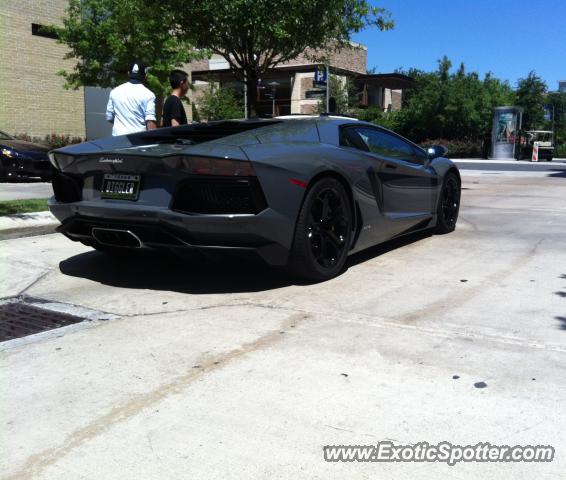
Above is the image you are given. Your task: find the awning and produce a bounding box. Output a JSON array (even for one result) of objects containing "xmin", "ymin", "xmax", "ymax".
[{"xmin": 355, "ymin": 73, "xmax": 415, "ymax": 90}]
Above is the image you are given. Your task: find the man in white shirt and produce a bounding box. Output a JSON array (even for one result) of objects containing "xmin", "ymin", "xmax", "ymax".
[{"xmin": 106, "ymin": 61, "xmax": 157, "ymax": 136}]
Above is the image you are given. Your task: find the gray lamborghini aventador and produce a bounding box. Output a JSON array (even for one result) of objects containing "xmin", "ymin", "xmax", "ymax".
[{"xmin": 48, "ymin": 116, "xmax": 461, "ymax": 281}]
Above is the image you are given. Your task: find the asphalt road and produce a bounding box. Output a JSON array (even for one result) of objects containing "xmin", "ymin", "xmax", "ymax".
[
  {"xmin": 1, "ymin": 169, "xmax": 565, "ymax": 479},
  {"xmin": 0, "ymin": 181, "xmax": 53, "ymax": 201},
  {"xmin": 454, "ymin": 158, "xmax": 566, "ymax": 173}
]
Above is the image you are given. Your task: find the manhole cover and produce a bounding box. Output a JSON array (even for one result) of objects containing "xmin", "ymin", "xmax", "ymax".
[{"xmin": 0, "ymin": 301, "xmax": 85, "ymax": 342}]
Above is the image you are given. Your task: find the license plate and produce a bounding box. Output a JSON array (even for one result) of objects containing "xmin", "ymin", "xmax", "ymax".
[{"xmin": 101, "ymin": 174, "xmax": 141, "ymax": 200}]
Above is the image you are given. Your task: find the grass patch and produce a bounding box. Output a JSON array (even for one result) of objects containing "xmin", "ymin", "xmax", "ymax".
[{"xmin": 0, "ymin": 198, "xmax": 49, "ymax": 216}]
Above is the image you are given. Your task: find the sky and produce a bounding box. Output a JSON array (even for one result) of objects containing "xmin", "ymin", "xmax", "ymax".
[{"xmin": 353, "ymin": 0, "xmax": 566, "ymax": 89}]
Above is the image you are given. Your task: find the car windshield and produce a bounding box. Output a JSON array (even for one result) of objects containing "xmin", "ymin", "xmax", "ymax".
[
  {"xmin": 535, "ymin": 132, "xmax": 552, "ymax": 142},
  {"xmin": 0, "ymin": 130, "xmax": 14, "ymax": 140},
  {"xmin": 528, "ymin": 132, "xmax": 552, "ymax": 142}
]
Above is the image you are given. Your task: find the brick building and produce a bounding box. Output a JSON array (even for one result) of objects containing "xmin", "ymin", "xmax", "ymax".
[
  {"xmin": 190, "ymin": 44, "xmax": 413, "ymax": 118},
  {"xmin": 0, "ymin": 0, "xmax": 86, "ymax": 138}
]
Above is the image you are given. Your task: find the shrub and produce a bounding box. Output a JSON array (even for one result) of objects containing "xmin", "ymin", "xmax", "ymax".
[
  {"xmin": 198, "ymin": 86, "xmax": 244, "ymax": 121},
  {"xmin": 14, "ymin": 133, "xmax": 84, "ymax": 149},
  {"xmin": 555, "ymin": 144, "xmax": 566, "ymax": 158},
  {"xmin": 350, "ymin": 107, "xmax": 402, "ymax": 132},
  {"xmin": 420, "ymin": 139, "xmax": 483, "ymax": 158}
]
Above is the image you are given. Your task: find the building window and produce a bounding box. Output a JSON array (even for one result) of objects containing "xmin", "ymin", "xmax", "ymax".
[{"xmin": 31, "ymin": 24, "xmax": 59, "ymax": 40}]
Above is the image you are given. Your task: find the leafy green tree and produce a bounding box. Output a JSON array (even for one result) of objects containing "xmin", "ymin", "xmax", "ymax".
[
  {"xmin": 170, "ymin": 0, "xmax": 393, "ymax": 116},
  {"xmin": 198, "ymin": 86, "xmax": 244, "ymax": 121},
  {"xmin": 515, "ymin": 71, "xmax": 547, "ymax": 130},
  {"xmin": 316, "ymin": 75, "xmax": 357, "ymax": 115},
  {"xmin": 546, "ymin": 91, "xmax": 566, "ymax": 147},
  {"xmin": 389, "ymin": 58, "xmax": 514, "ymax": 143},
  {"xmin": 52, "ymin": 0, "xmax": 203, "ymax": 98}
]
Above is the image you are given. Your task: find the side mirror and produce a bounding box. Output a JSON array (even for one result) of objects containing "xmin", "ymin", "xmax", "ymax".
[{"xmin": 427, "ymin": 145, "xmax": 448, "ymax": 159}]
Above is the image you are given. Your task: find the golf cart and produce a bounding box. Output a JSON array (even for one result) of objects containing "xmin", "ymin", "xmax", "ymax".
[{"xmin": 517, "ymin": 130, "xmax": 554, "ymax": 161}]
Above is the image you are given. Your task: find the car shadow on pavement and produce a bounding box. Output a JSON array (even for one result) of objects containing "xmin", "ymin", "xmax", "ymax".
[
  {"xmin": 59, "ymin": 250, "xmax": 293, "ymax": 294},
  {"xmin": 347, "ymin": 230, "xmax": 433, "ymax": 268},
  {"xmin": 548, "ymin": 170, "xmax": 566, "ymax": 178},
  {"xmin": 58, "ymin": 231, "xmax": 433, "ymax": 294}
]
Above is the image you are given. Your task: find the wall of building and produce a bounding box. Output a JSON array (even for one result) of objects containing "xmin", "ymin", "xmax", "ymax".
[
  {"xmin": 190, "ymin": 43, "xmax": 366, "ymax": 77},
  {"xmin": 188, "ymin": 43, "xmax": 367, "ymax": 118},
  {"xmin": 284, "ymin": 43, "xmax": 367, "ymax": 74},
  {"xmin": 0, "ymin": 0, "xmax": 85, "ymax": 138},
  {"xmin": 390, "ymin": 90, "xmax": 402, "ymax": 111}
]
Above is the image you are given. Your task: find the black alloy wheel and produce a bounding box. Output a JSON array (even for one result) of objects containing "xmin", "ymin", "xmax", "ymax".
[
  {"xmin": 435, "ymin": 172, "xmax": 460, "ymax": 234},
  {"xmin": 290, "ymin": 177, "xmax": 352, "ymax": 281}
]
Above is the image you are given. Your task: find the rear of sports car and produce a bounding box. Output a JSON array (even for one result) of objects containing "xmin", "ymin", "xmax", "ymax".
[{"xmin": 47, "ymin": 122, "xmax": 305, "ymax": 266}]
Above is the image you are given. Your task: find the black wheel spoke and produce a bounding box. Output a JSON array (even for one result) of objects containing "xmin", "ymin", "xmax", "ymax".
[
  {"xmin": 325, "ymin": 230, "xmax": 343, "ymax": 249},
  {"xmin": 306, "ymin": 186, "xmax": 350, "ymax": 270}
]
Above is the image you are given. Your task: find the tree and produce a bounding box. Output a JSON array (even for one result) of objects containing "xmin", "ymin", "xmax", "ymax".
[
  {"xmin": 515, "ymin": 71, "xmax": 547, "ymax": 130},
  {"xmin": 198, "ymin": 86, "xmax": 244, "ymax": 121},
  {"xmin": 52, "ymin": 0, "xmax": 204, "ymax": 99},
  {"xmin": 315, "ymin": 75, "xmax": 357, "ymax": 115},
  {"xmin": 390, "ymin": 58, "xmax": 514, "ymax": 143},
  {"xmin": 170, "ymin": 0, "xmax": 393, "ymax": 116},
  {"xmin": 546, "ymin": 91, "xmax": 566, "ymax": 146}
]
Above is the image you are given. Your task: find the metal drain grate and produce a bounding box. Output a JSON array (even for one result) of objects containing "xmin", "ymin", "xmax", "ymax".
[{"xmin": 0, "ymin": 301, "xmax": 85, "ymax": 342}]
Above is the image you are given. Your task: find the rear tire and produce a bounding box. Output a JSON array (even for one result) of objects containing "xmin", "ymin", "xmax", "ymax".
[
  {"xmin": 435, "ymin": 172, "xmax": 461, "ymax": 234},
  {"xmin": 288, "ymin": 177, "xmax": 352, "ymax": 282}
]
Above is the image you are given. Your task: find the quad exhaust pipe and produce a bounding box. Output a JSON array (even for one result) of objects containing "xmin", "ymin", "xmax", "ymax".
[{"xmin": 91, "ymin": 227, "xmax": 142, "ymax": 248}]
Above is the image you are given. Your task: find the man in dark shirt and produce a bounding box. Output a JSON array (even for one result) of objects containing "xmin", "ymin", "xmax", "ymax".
[{"xmin": 162, "ymin": 70, "xmax": 189, "ymax": 127}]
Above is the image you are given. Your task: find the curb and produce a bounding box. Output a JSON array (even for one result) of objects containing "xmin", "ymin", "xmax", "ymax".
[{"xmin": 0, "ymin": 211, "xmax": 59, "ymax": 240}]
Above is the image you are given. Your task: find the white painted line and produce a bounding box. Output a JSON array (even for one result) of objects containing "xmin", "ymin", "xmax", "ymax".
[
  {"xmin": 460, "ymin": 169, "xmax": 560, "ymax": 177},
  {"xmin": 453, "ymin": 159, "xmax": 565, "ymax": 165}
]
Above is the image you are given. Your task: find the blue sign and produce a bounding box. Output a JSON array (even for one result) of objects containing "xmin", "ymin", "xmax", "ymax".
[
  {"xmin": 544, "ymin": 104, "xmax": 553, "ymax": 121},
  {"xmin": 314, "ymin": 67, "xmax": 327, "ymax": 86}
]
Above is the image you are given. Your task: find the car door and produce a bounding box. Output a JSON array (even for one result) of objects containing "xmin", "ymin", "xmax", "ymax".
[
  {"xmin": 350, "ymin": 126, "xmax": 437, "ymax": 235},
  {"xmin": 339, "ymin": 126, "xmax": 398, "ymax": 246}
]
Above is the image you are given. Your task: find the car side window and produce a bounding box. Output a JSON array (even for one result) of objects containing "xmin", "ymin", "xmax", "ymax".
[
  {"xmin": 355, "ymin": 128, "xmax": 423, "ymax": 164},
  {"xmin": 340, "ymin": 127, "xmax": 368, "ymax": 152},
  {"xmin": 412, "ymin": 146, "xmax": 428, "ymax": 164}
]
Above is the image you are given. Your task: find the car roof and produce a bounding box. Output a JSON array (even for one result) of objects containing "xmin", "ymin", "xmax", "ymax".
[{"xmin": 275, "ymin": 114, "xmax": 359, "ymax": 121}]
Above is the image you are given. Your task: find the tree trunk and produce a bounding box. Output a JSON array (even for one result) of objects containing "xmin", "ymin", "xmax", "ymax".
[{"xmin": 245, "ymin": 70, "xmax": 259, "ymax": 118}]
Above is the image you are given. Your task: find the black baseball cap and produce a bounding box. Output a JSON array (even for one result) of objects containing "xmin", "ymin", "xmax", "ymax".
[{"xmin": 129, "ymin": 61, "xmax": 148, "ymax": 80}]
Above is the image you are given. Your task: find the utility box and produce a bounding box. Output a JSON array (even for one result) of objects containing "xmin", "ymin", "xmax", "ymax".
[
  {"xmin": 490, "ymin": 106, "xmax": 522, "ymax": 159},
  {"xmin": 84, "ymin": 87, "xmax": 113, "ymax": 140}
]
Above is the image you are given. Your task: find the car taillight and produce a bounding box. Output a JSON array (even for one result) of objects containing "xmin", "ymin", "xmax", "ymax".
[
  {"xmin": 49, "ymin": 152, "xmax": 75, "ymax": 171},
  {"xmin": 164, "ymin": 156, "xmax": 256, "ymax": 176}
]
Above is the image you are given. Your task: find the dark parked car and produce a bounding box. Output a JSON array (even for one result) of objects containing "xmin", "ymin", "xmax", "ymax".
[
  {"xmin": 48, "ymin": 116, "xmax": 461, "ymax": 281},
  {"xmin": 0, "ymin": 130, "xmax": 52, "ymax": 181}
]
